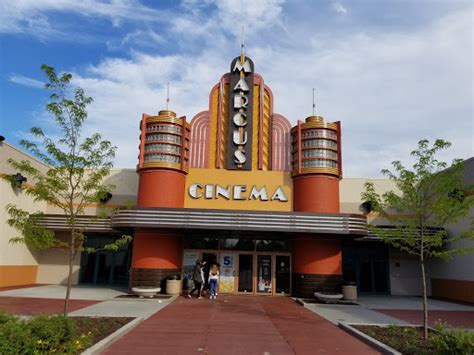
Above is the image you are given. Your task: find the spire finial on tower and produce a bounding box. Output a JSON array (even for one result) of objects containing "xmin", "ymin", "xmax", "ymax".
[
  {"xmin": 166, "ymin": 82, "xmax": 170, "ymax": 110},
  {"xmin": 240, "ymin": 26, "xmax": 245, "ymax": 62},
  {"xmin": 312, "ymin": 88, "xmax": 315, "ymax": 116}
]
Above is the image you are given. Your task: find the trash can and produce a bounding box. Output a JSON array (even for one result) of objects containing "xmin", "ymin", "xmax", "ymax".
[
  {"xmin": 342, "ymin": 282, "xmax": 357, "ymax": 301},
  {"xmin": 166, "ymin": 275, "xmax": 182, "ymax": 295}
]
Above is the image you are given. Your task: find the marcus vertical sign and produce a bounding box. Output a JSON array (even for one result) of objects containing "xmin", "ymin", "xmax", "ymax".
[{"xmin": 227, "ymin": 56, "xmax": 254, "ymax": 170}]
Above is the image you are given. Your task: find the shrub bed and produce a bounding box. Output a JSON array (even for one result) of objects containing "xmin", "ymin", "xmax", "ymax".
[
  {"xmin": 0, "ymin": 312, "xmax": 132, "ymax": 354},
  {"xmin": 353, "ymin": 323, "xmax": 474, "ymax": 355}
]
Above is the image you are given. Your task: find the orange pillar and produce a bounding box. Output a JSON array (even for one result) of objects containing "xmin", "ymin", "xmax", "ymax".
[
  {"xmin": 130, "ymin": 229, "xmax": 182, "ymax": 288},
  {"xmin": 137, "ymin": 170, "xmax": 186, "ymax": 208},
  {"xmin": 290, "ymin": 116, "xmax": 343, "ymax": 297},
  {"xmin": 132, "ymin": 110, "xmax": 190, "ymax": 289},
  {"xmin": 293, "ymin": 175, "xmax": 340, "ymax": 213}
]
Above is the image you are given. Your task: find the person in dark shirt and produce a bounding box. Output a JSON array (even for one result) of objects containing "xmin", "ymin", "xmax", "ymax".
[{"xmin": 187, "ymin": 259, "xmax": 204, "ymax": 299}]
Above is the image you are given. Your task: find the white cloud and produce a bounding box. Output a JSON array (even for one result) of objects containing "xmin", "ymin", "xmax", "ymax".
[
  {"xmin": 331, "ymin": 1, "xmax": 348, "ymax": 15},
  {"xmin": 0, "ymin": 0, "xmax": 166, "ymax": 38},
  {"xmin": 25, "ymin": 2, "xmax": 472, "ymax": 177},
  {"xmin": 9, "ymin": 74, "xmax": 44, "ymax": 88},
  {"xmin": 106, "ymin": 29, "xmax": 165, "ymax": 50}
]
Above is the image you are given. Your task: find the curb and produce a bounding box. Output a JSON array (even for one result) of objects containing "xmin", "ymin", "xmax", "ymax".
[
  {"xmin": 293, "ymin": 298, "xmax": 306, "ymax": 307},
  {"xmin": 338, "ymin": 322, "xmax": 402, "ymax": 355},
  {"xmin": 81, "ymin": 317, "xmax": 143, "ymax": 355}
]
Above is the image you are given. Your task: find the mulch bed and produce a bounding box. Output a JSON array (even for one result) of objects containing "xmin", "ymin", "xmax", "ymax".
[
  {"xmin": 353, "ymin": 325, "xmax": 435, "ymax": 354},
  {"xmin": 72, "ymin": 317, "xmax": 134, "ymax": 346}
]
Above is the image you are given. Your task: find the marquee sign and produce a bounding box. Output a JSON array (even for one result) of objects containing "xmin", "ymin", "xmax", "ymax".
[
  {"xmin": 227, "ymin": 56, "xmax": 254, "ymax": 170},
  {"xmin": 188, "ymin": 184, "xmax": 288, "ymax": 202}
]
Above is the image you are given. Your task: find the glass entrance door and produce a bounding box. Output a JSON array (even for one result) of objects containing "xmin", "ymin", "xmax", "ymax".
[
  {"xmin": 238, "ymin": 254, "xmax": 253, "ymax": 293},
  {"xmin": 257, "ymin": 255, "xmax": 272, "ymax": 294}
]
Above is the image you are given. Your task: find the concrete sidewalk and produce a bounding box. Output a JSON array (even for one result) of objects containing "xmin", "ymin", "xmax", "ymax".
[
  {"xmin": 69, "ymin": 297, "xmax": 177, "ymax": 319},
  {"xmin": 302, "ymin": 303, "xmax": 408, "ymax": 325},
  {"xmin": 358, "ymin": 295, "xmax": 474, "ymax": 311}
]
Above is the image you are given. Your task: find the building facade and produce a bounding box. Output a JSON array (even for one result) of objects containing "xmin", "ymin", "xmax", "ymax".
[{"xmin": 1, "ymin": 55, "xmax": 472, "ymax": 302}]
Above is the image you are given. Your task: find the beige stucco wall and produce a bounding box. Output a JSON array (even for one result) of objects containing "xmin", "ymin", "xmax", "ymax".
[
  {"xmin": 37, "ymin": 249, "xmax": 81, "ymax": 285},
  {"xmin": 429, "ymin": 157, "xmax": 474, "ymax": 283},
  {"xmin": 340, "ymin": 177, "xmax": 398, "ymax": 225},
  {"xmin": 44, "ymin": 168, "xmax": 139, "ymax": 216},
  {"xmin": 0, "ymin": 142, "xmax": 49, "ymax": 266}
]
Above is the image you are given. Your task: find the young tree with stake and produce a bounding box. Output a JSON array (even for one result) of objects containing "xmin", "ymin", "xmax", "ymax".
[
  {"xmin": 2, "ymin": 65, "xmax": 132, "ymax": 314},
  {"xmin": 362, "ymin": 139, "xmax": 474, "ymax": 339}
]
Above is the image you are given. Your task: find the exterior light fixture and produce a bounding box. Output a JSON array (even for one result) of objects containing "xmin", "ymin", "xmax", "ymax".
[
  {"xmin": 99, "ymin": 192, "xmax": 113, "ymax": 204},
  {"xmin": 11, "ymin": 173, "xmax": 27, "ymax": 188},
  {"xmin": 359, "ymin": 201, "xmax": 372, "ymax": 215}
]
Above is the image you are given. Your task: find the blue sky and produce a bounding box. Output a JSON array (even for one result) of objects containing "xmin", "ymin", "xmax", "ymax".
[{"xmin": 0, "ymin": 0, "xmax": 472, "ymax": 176}]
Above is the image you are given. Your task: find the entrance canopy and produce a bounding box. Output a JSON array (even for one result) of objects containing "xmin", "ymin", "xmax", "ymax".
[
  {"xmin": 41, "ymin": 208, "xmax": 367, "ymax": 235},
  {"xmin": 111, "ymin": 208, "xmax": 367, "ymax": 235}
]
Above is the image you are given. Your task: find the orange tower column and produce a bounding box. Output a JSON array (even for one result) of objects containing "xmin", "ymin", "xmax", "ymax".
[
  {"xmin": 131, "ymin": 110, "xmax": 190, "ymax": 288},
  {"xmin": 290, "ymin": 116, "xmax": 343, "ymax": 297}
]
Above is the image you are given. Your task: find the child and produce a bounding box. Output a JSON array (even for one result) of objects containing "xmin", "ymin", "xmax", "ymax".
[{"xmin": 208, "ymin": 263, "xmax": 219, "ymax": 300}]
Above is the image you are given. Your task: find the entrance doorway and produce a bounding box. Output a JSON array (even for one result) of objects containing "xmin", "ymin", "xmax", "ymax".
[
  {"xmin": 342, "ymin": 240, "xmax": 390, "ymax": 294},
  {"xmin": 183, "ymin": 250, "xmax": 291, "ymax": 296},
  {"xmin": 80, "ymin": 234, "xmax": 132, "ymax": 285}
]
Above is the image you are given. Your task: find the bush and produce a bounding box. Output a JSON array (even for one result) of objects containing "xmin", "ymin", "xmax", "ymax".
[
  {"xmin": 0, "ymin": 311, "xmax": 15, "ymax": 325},
  {"xmin": 432, "ymin": 322, "xmax": 474, "ymax": 355},
  {"xmin": 0, "ymin": 313, "xmax": 91, "ymax": 354},
  {"xmin": 28, "ymin": 314, "xmax": 79, "ymax": 354},
  {"xmin": 0, "ymin": 316, "xmax": 35, "ymax": 355}
]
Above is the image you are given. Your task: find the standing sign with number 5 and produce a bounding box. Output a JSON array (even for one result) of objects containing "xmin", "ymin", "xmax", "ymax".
[{"xmin": 219, "ymin": 253, "xmax": 235, "ymax": 293}]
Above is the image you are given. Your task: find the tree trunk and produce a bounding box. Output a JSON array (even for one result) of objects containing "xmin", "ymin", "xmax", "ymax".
[
  {"xmin": 420, "ymin": 258, "xmax": 429, "ymax": 339},
  {"xmin": 63, "ymin": 229, "xmax": 75, "ymax": 315}
]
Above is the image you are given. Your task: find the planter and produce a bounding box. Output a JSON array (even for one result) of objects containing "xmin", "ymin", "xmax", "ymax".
[
  {"xmin": 342, "ymin": 285, "xmax": 357, "ymax": 301},
  {"xmin": 314, "ymin": 292, "xmax": 343, "ymax": 303},
  {"xmin": 166, "ymin": 279, "xmax": 182, "ymax": 295},
  {"xmin": 131, "ymin": 287, "xmax": 161, "ymax": 298}
]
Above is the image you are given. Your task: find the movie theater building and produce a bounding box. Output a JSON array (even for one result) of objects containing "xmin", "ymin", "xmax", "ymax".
[{"xmin": 1, "ymin": 54, "xmax": 473, "ymax": 302}]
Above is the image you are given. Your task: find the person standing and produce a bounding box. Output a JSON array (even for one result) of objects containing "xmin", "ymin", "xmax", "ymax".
[
  {"xmin": 208, "ymin": 263, "xmax": 219, "ymax": 300},
  {"xmin": 187, "ymin": 259, "xmax": 204, "ymax": 299}
]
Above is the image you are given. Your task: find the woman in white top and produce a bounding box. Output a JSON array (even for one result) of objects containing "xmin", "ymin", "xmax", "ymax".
[{"xmin": 208, "ymin": 263, "xmax": 219, "ymax": 299}]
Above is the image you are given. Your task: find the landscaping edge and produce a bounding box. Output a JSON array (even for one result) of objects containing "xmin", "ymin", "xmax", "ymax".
[
  {"xmin": 338, "ymin": 322, "xmax": 402, "ymax": 355},
  {"xmin": 81, "ymin": 317, "xmax": 143, "ymax": 355}
]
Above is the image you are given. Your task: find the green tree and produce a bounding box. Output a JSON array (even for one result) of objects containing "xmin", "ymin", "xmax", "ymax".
[
  {"xmin": 2, "ymin": 65, "xmax": 132, "ymax": 314},
  {"xmin": 362, "ymin": 139, "xmax": 474, "ymax": 339}
]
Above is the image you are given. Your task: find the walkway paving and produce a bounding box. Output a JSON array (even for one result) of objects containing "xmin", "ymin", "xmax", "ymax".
[
  {"xmin": 101, "ymin": 296, "xmax": 379, "ymax": 355},
  {"xmin": 0, "ymin": 297, "xmax": 99, "ymax": 315},
  {"xmin": 0, "ymin": 285, "xmax": 174, "ymax": 318},
  {"xmin": 359, "ymin": 295, "xmax": 474, "ymax": 329},
  {"xmin": 376, "ymin": 309, "xmax": 474, "ymax": 328},
  {"xmin": 303, "ymin": 296, "xmax": 474, "ymax": 329},
  {"xmin": 0, "ymin": 284, "xmax": 127, "ymax": 300}
]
